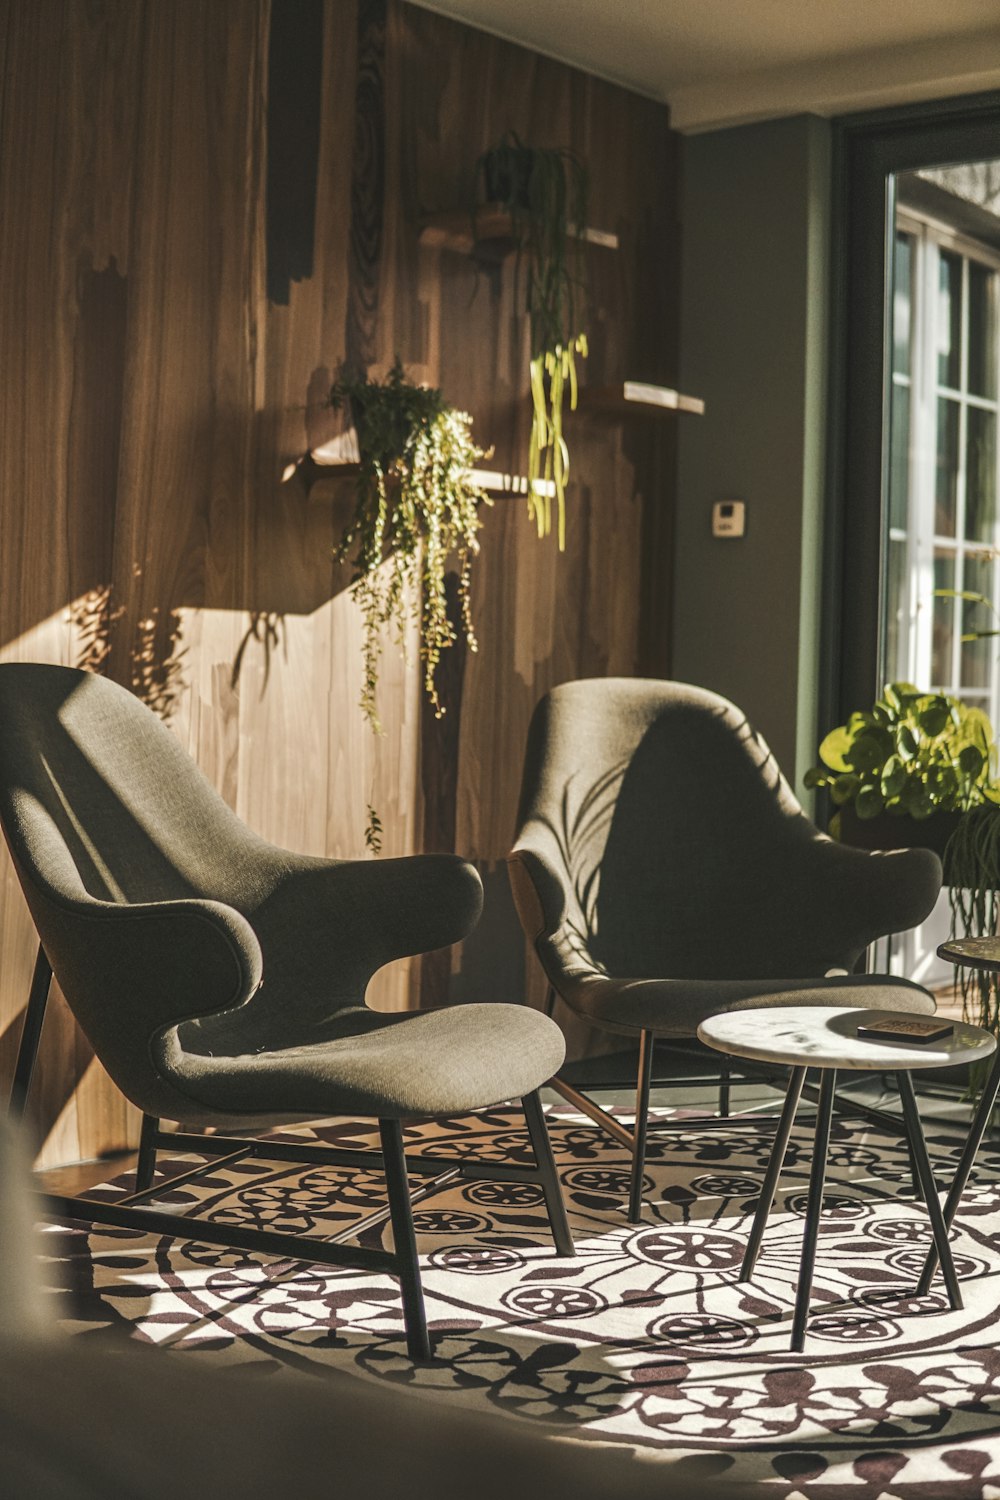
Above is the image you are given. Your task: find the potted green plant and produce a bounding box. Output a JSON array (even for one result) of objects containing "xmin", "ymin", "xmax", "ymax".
[
  {"xmin": 330, "ymin": 359, "xmax": 489, "ymax": 849},
  {"xmin": 807, "ymin": 681, "xmax": 1000, "ymax": 1039},
  {"xmin": 805, "ymin": 681, "xmax": 999, "ymax": 851},
  {"xmin": 475, "ymin": 131, "xmax": 589, "ymax": 551}
]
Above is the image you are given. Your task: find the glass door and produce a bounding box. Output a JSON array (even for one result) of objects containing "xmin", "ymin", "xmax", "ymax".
[{"xmin": 880, "ymin": 163, "xmax": 1000, "ymax": 986}]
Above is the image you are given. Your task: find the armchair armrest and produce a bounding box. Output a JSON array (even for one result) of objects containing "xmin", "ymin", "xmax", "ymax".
[
  {"xmin": 806, "ymin": 838, "xmax": 943, "ymax": 954},
  {"xmin": 507, "ymin": 847, "xmax": 566, "ymax": 941},
  {"xmin": 245, "ymin": 852, "xmax": 484, "ymax": 1018},
  {"xmin": 26, "ymin": 890, "xmax": 263, "ymax": 1119}
]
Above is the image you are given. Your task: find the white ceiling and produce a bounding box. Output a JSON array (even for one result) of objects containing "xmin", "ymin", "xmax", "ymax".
[{"xmin": 406, "ymin": 0, "xmax": 1000, "ymax": 132}]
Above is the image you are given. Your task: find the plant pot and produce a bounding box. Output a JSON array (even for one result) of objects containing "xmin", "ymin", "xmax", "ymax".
[
  {"xmin": 481, "ymin": 145, "xmax": 534, "ymax": 209},
  {"xmin": 838, "ymin": 804, "xmax": 962, "ymax": 861}
]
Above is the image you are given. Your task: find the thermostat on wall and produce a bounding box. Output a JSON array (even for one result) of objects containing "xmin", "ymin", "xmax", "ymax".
[{"xmin": 712, "ymin": 500, "xmax": 746, "ymax": 538}]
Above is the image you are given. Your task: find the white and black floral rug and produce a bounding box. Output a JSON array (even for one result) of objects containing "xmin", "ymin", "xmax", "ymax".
[{"xmin": 50, "ymin": 1103, "xmax": 1000, "ymax": 1496}]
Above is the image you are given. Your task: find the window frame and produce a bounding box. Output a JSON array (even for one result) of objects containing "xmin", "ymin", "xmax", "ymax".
[
  {"xmin": 822, "ymin": 90, "xmax": 1000, "ymax": 735},
  {"xmin": 887, "ymin": 207, "xmax": 1000, "ymax": 713}
]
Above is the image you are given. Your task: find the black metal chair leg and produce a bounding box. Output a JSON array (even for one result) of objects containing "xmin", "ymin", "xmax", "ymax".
[
  {"xmin": 135, "ymin": 1113, "xmax": 160, "ymax": 1193},
  {"xmin": 8, "ymin": 944, "xmax": 52, "ymax": 1121},
  {"xmin": 628, "ymin": 1029, "xmax": 655, "ymax": 1225},
  {"xmin": 379, "ymin": 1118, "xmax": 431, "ymax": 1361},
  {"xmin": 740, "ymin": 1065, "xmax": 806, "ymax": 1282},
  {"xmin": 896, "ymin": 1071, "xmax": 962, "ymax": 1310},
  {"xmin": 522, "ymin": 1089, "xmax": 574, "ymax": 1257},
  {"xmin": 791, "ymin": 1067, "xmax": 836, "ymax": 1353},
  {"xmin": 918, "ymin": 1046, "xmax": 1000, "ymax": 1296}
]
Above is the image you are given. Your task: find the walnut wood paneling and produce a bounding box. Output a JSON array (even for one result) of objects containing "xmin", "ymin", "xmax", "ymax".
[
  {"xmin": 345, "ymin": 0, "xmax": 388, "ymax": 376},
  {"xmin": 0, "ymin": 0, "xmax": 677, "ymax": 1164},
  {"xmin": 265, "ymin": 0, "xmax": 325, "ymax": 305}
]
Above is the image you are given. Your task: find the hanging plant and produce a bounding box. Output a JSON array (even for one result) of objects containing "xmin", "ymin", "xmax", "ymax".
[
  {"xmin": 475, "ymin": 131, "xmax": 588, "ymax": 550},
  {"xmin": 330, "ymin": 359, "xmax": 489, "ymax": 851}
]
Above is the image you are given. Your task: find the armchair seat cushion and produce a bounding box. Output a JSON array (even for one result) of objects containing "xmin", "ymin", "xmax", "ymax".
[
  {"xmin": 159, "ymin": 1002, "xmax": 565, "ymax": 1125},
  {"xmin": 559, "ymin": 971, "xmax": 936, "ymax": 1038}
]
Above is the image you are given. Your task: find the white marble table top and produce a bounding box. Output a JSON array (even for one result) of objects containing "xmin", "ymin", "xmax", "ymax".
[
  {"xmin": 938, "ymin": 937, "xmax": 1000, "ymax": 973},
  {"xmin": 698, "ymin": 1006, "xmax": 997, "ymax": 1072}
]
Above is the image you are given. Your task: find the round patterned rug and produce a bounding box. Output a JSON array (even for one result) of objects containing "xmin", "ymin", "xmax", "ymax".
[{"xmin": 50, "ymin": 1103, "xmax": 1000, "ymax": 1496}]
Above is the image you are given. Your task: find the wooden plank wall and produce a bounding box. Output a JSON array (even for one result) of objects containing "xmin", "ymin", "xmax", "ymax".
[{"xmin": 0, "ymin": 0, "xmax": 678, "ymax": 1165}]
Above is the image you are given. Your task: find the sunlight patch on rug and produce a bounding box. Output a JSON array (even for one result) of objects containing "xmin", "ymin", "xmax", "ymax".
[{"xmin": 47, "ymin": 1104, "xmax": 1000, "ymax": 1495}]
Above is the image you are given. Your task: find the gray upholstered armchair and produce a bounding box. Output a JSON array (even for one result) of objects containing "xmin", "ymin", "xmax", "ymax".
[
  {"xmin": 0, "ymin": 663, "xmax": 572, "ymax": 1360},
  {"xmin": 508, "ymin": 678, "xmax": 943, "ymax": 1221}
]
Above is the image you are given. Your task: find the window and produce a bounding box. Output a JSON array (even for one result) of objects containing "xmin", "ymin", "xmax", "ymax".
[
  {"xmin": 881, "ymin": 197, "xmax": 1000, "ymax": 988},
  {"xmin": 885, "ymin": 211, "xmax": 1000, "ymax": 711}
]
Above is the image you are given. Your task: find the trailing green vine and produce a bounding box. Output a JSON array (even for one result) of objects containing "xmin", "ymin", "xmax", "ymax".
[
  {"xmin": 931, "ymin": 587, "xmax": 1000, "ymax": 1047},
  {"xmin": 330, "ymin": 359, "xmax": 489, "ymax": 851},
  {"xmin": 476, "ymin": 132, "xmax": 588, "ymax": 550},
  {"xmin": 945, "ymin": 807, "xmax": 1000, "ymax": 1038}
]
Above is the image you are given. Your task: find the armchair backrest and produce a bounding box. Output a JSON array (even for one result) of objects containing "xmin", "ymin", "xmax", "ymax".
[
  {"xmin": 0, "ymin": 665, "xmax": 483, "ymax": 1123},
  {"xmin": 0, "ymin": 663, "xmax": 268, "ymax": 911},
  {"xmin": 511, "ymin": 678, "xmax": 942, "ymax": 983}
]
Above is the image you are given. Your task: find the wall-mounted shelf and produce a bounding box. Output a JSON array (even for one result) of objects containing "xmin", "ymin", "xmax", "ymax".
[
  {"xmin": 419, "ymin": 204, "xmax": 619, "ymax": 256},
  {"xmin": 280, "ymin": 431, "xmax": 360, "ymax": 494},
  {"xmin": 284, "ymin": 441, "xmax": 554, "ymax": 503},
  {"xmin": 577, "ymin": 381, "xmax": 705, "ymax": 418},
  {"xmin": 471, "ymin": 469, "xmax": 556, "ymax": 501}
]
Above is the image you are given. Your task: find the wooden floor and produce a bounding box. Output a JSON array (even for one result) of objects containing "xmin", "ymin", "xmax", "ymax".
[
  {"xmin": 37, "ymin": 1152, "xmax": 137, "ymax": 1196},
  {"xmin": 934, "ymin": 983, "xmax": 972, "ymax": 1023}
]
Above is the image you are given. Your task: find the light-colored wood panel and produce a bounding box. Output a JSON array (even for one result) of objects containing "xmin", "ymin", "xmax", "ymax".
[{"xmin": 238, "ymin": 606, "xmax": 333, "ymax": 854}]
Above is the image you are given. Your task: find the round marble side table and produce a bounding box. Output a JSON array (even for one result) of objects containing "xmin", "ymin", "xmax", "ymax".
[{"xmin": 697, "ymin": 1004, "xmax": 996, "ymax": 1353}]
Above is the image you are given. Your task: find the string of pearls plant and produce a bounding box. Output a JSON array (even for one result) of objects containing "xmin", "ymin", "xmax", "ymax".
[{"xmin": 330, "ymin": 359, "xmax": 489, "ymax": 851}]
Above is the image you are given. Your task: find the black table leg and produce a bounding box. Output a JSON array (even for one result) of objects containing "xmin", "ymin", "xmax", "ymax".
[
  {"xmin": 917, "ymin": 1046, "xmax": 1000, "ymax": 1296},
  {"xmin": 791, "ymin": 1067, "xmax": 836, "ymax": 1354},
  {"xmin": 896, "ymin": 1070, "xmax": 963, "ymax": 1311},
  {"xmin": 740, "ymin": 1065, "xmax": 806, "ymax": 1282},
  {"xmin": 628, "ymin": 1029, "xmax": 655, "ymax": 1225}
]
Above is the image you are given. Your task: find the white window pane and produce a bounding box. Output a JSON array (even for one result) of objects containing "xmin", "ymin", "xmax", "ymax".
[
  {"xmin": 932, "ymin": 550, "xmax": 955, "ymax": 686},
  {"xmin": 893, "ymin": 233, "xmax": 914, "ymax": 378},
  {"xmin": 935, "ymin": 397, "xmax": 960, "ymax": 536},
  {"xmin": 965, "ymin": 407, "xmax": 997, "ymax": 542},
  {"xmin": 960, "ymin": 553, "xmax": 994, "ymax": 689},
  {"xmin": 968, "ymin": 263, "xmax": 998, "ymax": 400},
  {"xmin": 937, "ymin": 250, "xmax": 962, "ymax": 390}
]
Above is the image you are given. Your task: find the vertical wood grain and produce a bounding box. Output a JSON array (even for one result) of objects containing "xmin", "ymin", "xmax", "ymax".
[
  {"xmin": 345, "ymin": 0, "xmax": 387, "ymax": 377},
  {"xmin": 0, "ymin": 0, "xmax": 678, "ymax": 1162}
]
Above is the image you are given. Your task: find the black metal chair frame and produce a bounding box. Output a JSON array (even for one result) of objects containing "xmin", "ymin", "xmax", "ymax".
[
  {"xmin": 543, "ymin": 987, "xmax": 791, "ymax": 1223},
  {"xmin": 12, "ymin": 947, "xmax": 574, "ymax": 1362}
]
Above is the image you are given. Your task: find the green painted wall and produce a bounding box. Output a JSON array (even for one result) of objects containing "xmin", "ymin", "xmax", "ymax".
[{"xmin": 673, "ymin": 114, "xmax": 831, "ymax": 795}]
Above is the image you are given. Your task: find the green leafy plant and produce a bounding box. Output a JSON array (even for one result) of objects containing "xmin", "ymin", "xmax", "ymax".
[
  {"xmin": 804, "ymin": 681, "xmax": 999, "ymax": 824},
  {"xmin": 330, "ymin": 359, "xmax": 489, "ymax": 850},
  {"xmin": 476, "ymin": 131, "xmax": 588, "ymax": 550},
  {"xmin": 809, "ymin": 680, "xmax": 1000, "ymax": 1049}
]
